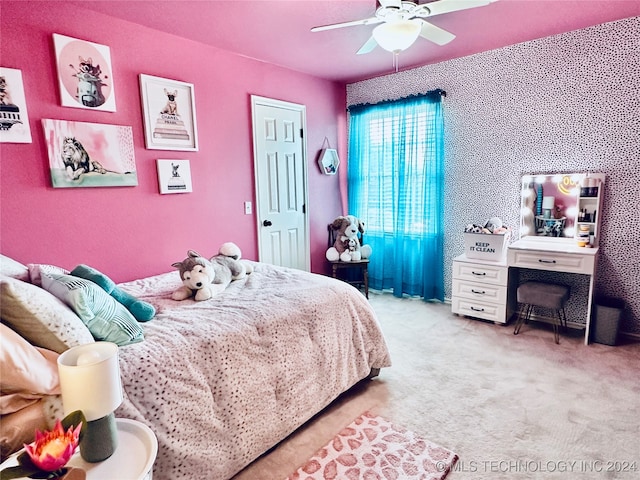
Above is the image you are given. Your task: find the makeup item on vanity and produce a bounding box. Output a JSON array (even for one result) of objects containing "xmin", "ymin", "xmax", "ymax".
[
  {"xmin": 580, "ymin": 177, "xmax": 589, "ymax": 197},
  {"xmin": 577, "ymin": 224, "xmax": 590, "ymax": 247}
]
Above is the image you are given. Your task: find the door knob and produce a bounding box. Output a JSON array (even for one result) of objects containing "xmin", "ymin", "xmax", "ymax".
[{"xmin": 262, "ymin": 220, "xmax": 273, "ymax": 227}]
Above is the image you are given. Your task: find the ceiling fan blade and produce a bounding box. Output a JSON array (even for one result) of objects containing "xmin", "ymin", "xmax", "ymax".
[
  {"xmin": 423, "ymin": 0, "xmax": 496, "ymax": 17},
  {"xmin": 419, "ymin": 20, "xmax": 456, "ymax": 46},
  {"xmin": 311, "ymin": 17, "xmax": 382, "ymax": 32},
  {"xmin": 356, "ymin": 36, "xmax": 379, "ymax": 55}
]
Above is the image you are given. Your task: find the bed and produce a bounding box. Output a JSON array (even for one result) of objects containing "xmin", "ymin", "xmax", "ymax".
[{"xmin": 0, "ymin": 255, "xmax": 391, "ymax": 480}]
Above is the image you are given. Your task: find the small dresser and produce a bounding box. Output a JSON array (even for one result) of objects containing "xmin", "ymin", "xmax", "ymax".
[{"xmin": 451, "ymin": 254, "xmax": 516, "ymax": 324}]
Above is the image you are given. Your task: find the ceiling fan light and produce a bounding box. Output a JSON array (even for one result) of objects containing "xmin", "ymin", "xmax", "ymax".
[{"xmin": 372, "ymin": 19, "xmax": 421, "ymax": 53}]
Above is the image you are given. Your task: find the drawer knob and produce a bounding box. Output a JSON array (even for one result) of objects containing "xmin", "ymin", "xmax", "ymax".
[
  {"xmin": 471, "ymin": 271, "xmax": 486, "ymax": 276},
  {"xmin": 538, "ymin": 259, "xmax": 557, "ymax": 264},
  {"xmin": 471, "ymin": 289, "xmax": 486, "ymax": 295}
]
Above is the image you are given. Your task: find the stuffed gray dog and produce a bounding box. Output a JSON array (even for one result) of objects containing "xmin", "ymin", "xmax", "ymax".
[{"xmin": 171, "ymin": 244, "xmax": 250, "ymax": 301}]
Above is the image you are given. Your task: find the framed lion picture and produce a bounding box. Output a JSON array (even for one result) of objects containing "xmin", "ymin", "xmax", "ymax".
[{"xmin": 42, "ymin": 119, "xmax": 137, "ymax": 188}]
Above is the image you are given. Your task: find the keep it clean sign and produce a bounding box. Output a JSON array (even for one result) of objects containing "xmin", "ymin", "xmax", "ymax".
[{"xmin": 470, "ymin": 241, "xmax": 496, "ymax": 253}]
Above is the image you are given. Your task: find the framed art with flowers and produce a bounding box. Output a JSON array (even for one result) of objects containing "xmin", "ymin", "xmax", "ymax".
[{"xmin": 53, "ymin": 34, "xmax": 116, "ymax": 112}]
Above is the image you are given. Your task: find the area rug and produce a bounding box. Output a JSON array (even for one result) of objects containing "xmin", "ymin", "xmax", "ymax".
[{"xmin": 285, "ymin": 412, "xmax": 458, "ymax": 480}]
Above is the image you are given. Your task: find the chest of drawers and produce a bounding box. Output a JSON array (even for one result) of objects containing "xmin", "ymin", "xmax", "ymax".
[{"xmin": 451, "ymin": 254, "xmax": 516, "ymax": 324}]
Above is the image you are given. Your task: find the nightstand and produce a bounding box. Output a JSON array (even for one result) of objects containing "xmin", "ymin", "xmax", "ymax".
[{"xmin": 1, "ymin": 419, "xmax": 158, "ymax": 480}]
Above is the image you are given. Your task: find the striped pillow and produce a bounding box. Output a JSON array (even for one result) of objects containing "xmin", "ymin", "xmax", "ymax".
[{"xmin": 41, "ymin": 272, "xmax": 143, "ymax": 346}]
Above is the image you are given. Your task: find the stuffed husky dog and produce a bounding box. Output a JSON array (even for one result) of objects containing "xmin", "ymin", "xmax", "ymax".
[{"xmin": 171, "ymin": 243, "xmax": 251, "ymax": 301}]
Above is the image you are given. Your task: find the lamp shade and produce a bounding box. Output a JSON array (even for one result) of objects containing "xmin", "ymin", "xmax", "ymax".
[
  {"xmin": 542, "ymin": 196, "xmax": 555, "ymax": 210},
  {"xmin": 372, "ymin": 19, "xmax": 422, "ymax": 53},
  {"xmin": 57, "ymin": 342, "xmax": 123, "ymax": 421}
]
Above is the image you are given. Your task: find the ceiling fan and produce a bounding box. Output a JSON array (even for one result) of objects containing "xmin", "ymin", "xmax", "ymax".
[{"xmin": 311, "ymin": 0, "xmax": 497, "ymax": 55}]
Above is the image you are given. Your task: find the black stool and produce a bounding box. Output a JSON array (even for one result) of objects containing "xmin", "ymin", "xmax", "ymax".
[{"xmin": 513, "ymin": 281, "xmax": 569, "ymax": 344}]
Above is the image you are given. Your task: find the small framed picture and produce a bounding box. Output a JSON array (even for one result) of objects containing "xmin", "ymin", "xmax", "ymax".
[
  {"xmin": 156, "ymin": 159, "xmax": 193, "ymax": 194},
  {"xmin": 140, "ymin": 74, "xmax": 198, "ymax": 151},
  {"xmin": 53, "ymin": 34, "xmax": 116, "ymax": 111},
  {"xmin": 0, "ymin": 67, "xmax": 32, "ymax": 143},
  {"xmin": 42, "ymin": 119, "xmax": 137, "ymax": 188}
]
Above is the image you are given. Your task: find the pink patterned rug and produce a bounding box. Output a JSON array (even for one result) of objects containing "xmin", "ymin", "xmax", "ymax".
[{"xmin": 285, "ymin": 412, "xmax": 458, "ymax": 480}]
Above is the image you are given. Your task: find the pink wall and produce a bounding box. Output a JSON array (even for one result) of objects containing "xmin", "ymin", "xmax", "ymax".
[{"xmin": 0, "ymin": 2, "xmax": 345, "ymax": 282}]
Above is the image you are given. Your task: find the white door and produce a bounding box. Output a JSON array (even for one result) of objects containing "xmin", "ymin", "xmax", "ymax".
[{"xmin": 251, "ymin": 95, "xmax": 310, "ymax": 270}]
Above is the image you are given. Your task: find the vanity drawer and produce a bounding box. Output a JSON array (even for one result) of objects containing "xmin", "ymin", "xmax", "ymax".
[
  {"xmin": 452, "ymin": 279, "xmax": 507, "ymax": 305},
  {"xmin": 451, "ymin": 297, "xmax": 508, "ymax": 323},
  {"xmin": 508, "ymin": 249, "xmax": 595, "ymax": 275},
  {"xmin": 452, "ymin": 261, "xmax": 508, "ymax": 286}
]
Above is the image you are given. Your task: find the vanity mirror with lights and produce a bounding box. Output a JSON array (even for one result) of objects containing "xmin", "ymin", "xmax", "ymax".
[
  {"xmin": 519, "ymin": 172, "xmax": 605, "ymax": 247},
  {"xmin": 509, "ymin": 172, "xmax": 606, "ymax": 345}
]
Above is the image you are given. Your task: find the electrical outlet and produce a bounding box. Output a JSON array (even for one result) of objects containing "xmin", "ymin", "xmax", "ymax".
[{"xmin": 244, "ymin": 201, "xmax": 252, "ymax": 215}]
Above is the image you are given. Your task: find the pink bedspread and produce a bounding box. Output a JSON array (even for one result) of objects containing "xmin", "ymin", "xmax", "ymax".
[{"xmin": 116, "ymin": 262, "xmax": 391, "ymax": 480}]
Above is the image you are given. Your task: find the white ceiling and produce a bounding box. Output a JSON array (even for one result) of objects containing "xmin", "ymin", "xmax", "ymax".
[{"xmin": 72, "ymin": 0, "xmax": 640, "ymax": 83}]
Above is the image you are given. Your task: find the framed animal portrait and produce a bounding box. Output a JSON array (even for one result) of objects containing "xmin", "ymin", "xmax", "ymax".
[
  {"xmin": 53, "ymin": 34, "xmax": 116, "ymax": 112},
  {"xmin": 42, "ymin": 119, "xmax": 138, "ymax": 188},
  {"xmin": 139, "ymin": 74, "xmax": 198, "ymax": 151},
  {"xmin": 0, "ymin": 67, "xmax": 32, "ymax": 143},
  {"xmin": 156, "ymin": 159, "xmax": 193, "ymax": 194}
]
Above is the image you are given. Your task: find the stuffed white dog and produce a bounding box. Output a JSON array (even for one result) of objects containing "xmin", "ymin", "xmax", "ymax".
[
  {"xmin": 171, "ymin": 243, "xmax": 251, "ymax": 301},
  {"xmin": 326, "ymin": 215, "xmax": 372, "ymax": 262}
]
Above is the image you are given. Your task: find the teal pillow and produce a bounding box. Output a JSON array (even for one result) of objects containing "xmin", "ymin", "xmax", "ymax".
[
  {"xmin": 70, "ymin": 264, "xmax": 156, "ymax": 322},
  {"xmin": 40, "ymin": 272, "xmax": 143, "ymax": 346}
]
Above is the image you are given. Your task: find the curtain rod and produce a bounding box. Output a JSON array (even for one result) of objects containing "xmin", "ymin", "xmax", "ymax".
[{"xmin": 347, "ymin": 89, "xmax": 446, "ymax": 112}]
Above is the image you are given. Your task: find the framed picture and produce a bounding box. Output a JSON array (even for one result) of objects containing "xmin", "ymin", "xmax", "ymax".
[
  {"xmin": 139, "ymin": 74, "xmax": 198, "ymax": 151},
  {"xmin": 42, "ymin": 119, "xmax": 138, "ymax": 188},
  {"xmin": 53, "ymin": 34, "xmax": 116, "ymax": 111},
  {"xmin": 0, "ymin": 67, "xmax": 32, "ymax": 143},
  {"xmin": 156, "ymin": 159, "xmax": 193, "ymax": 194}
]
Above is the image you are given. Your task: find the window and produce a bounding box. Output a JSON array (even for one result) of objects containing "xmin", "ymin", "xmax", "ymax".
[{"xmin": 347, "ymin": 91, "xmax": 445, "ymax": 300}]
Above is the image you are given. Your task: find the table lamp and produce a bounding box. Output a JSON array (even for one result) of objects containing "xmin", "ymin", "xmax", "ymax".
[
  {"xmin": 542, "ymin": 196, "xmax": 555, "ymax": 219},
  {"xmin": 57, "ymin": 342, "xmax": 123, "ymax": 463}
]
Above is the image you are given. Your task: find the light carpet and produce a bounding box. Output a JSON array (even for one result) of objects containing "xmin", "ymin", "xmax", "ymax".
[
  {"xmin": 234, "ymin": 292, "xmax": 640, "ymax": 480},
  {"xmin": 285, "ymin": 412, "xmax": 458, "ymax": 480}
]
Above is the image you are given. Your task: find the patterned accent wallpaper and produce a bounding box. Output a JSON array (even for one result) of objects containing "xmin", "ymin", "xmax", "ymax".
[{"xmin": 347, "ymin": 17, "xmax": 640, "ymax": 335}]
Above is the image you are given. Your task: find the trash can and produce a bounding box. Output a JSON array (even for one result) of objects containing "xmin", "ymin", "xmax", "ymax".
[{"xmin": 592, "ymin": 297, "xmax": 625, "ymax": 346}]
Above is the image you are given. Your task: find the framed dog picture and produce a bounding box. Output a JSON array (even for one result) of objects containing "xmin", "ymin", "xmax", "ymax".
[
  {"xmin": 139, "ymin": 74, "xmax": 198, "ymax": 151},
  {"xmin": 53, "ymin": 34, "xmax": 116, "ymax": 111},
  {"xmin": 42, "ymin": 119, "xmax": 138, "ymax": 188},
  {"xmin": 156, "ymin": 159, "xmax": 193, "ymax": 194},
  {"xmin": 0, "ymin": 67, "xmax": 32, "ymax": 143}
]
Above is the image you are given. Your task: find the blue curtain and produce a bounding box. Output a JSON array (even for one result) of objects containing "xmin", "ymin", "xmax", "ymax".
[{"xmin": 347, "ymin": 91, "xmax": 445, "ymax": 301}]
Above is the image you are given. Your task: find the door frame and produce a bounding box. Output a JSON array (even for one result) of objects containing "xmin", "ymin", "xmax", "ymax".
[{"xmin": 250, "ymin": 95, "xmax": 310, "ymax": 271}]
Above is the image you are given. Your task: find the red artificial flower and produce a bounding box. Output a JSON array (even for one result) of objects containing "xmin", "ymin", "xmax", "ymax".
[{"xmin": 24, "ymin": 420, "xmax": 81, "ymax": 472}]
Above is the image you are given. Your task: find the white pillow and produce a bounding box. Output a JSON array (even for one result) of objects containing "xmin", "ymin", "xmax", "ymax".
[
  {"xmin": 0, "ymin": 275, "xmax": 95, "ymax": 353},
  {"xmin": 0, "ymin": 254, "xmax": 29, "ymax": 282}
]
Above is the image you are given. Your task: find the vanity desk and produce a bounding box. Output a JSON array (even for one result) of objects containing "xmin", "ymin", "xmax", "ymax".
[
  {"xmin": 508, "ymin": 237, "xmax": 599, "ymax": 344},
  {"xmin": 510, "ymin": 172, "xmax": 605, "ymax": 345},
  {"xmin": 453, "ymin": 173, "xmax": 605, "ymax": 344}
]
